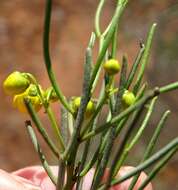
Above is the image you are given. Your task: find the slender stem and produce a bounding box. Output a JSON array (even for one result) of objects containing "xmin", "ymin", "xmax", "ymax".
[
  {"xmin": 114, "ymin": 97, "xmax": 156, "ymax": 176},
  {"xmin": 81, "ymin": 88, "xmax": 159, "ymax": 141},
  {"xmin": 26, "ymin": 73, "xmax": 65, "ymax": 152},
  {"xmin": 91, "ymin": 53, "xmax": 128, "ymax": 190},
  {"xmin": 24, "ymin": 99, "xmax": 59, "ymax": 158},
  {"xmin": 159, "ymin": 81, "xmax": 178, "ymax": 93},
  {"xmin": 79, "ymin": 144, "xmax": 100, "ymax": 177},
  {"xmin": 126, "ymin": 43, "xmax": 145, "ymax": 89},
  {"xmin": 43, "ymin": 0, "xmax": 73, "ymax": 114},
  {"xmin": 76, "ymin": 139, "xmax": 91, "ymax": 190},
  {"xmin": 102, "ymin": 0, "xmax": 124, "ymax": 37},
  {"xmin": 91, "ymin": 37, "xmax": 104, "ymax": 93},
  {"xmin": 90, "ymin": 0, "xmax": 128, "ymax": 93},
  {"xmin": 62, "ymin": 47, "xmax": 93, "ymax": 189},
  {"xmin": 62, "ymin": 47, "xmax": 92, "ymax": 162},
  {"xmin": 47, "ymin": 107, "xmax": 65, "ymax": 152},
  {"xmin": 63, "ymin": 164, "xmax": 75, "ymax": 190},
  {"xmin": 91, "ymin": 129, "xmax": 116, "ymax": 190},
  {"xmin": 88, "ymin": 32, "xmax": 96, "ymax": 49},
  {"xmin": 104, "ymin": 105, "xmax": 146, "ymax": 189},
  {"xmin": 80, "ymin": 89, "xmax": 107, "ymax": 137},
  {"xmin": 79, "ymin": 83, "xmax": 108, "ymax": 177},
  {"xmin": 133, "ymin": 23, "xmax": 157, "ymax": 94},
  {"xmin": 99, "ymin": 137, "xmax": 178, "ymax": 190},
  {"xmin": 128, "ymin": 110, "xmax": 171, "ymax": 190},
  {"xmin": 115, "ymin": 55, "xmax": 128, "ymax": 113},
  {"xmin": 56, "ymin": 160, "xmax": 65, "ymax": 190},
  {"xmin": 25, "ymin": 121, "xmax": 57, "ymax": 185},
  {"xmin": 95, "ymin": 0, "xmax": 106, "ymax": 37},
  {"xmin": 138, "ymin": 147, "xmax": 178, "ymax": 190},
  {"xmin": 81, "ymin": 80, "xmax": 178, "ymax": 142},
  {"xmin": 111, "ymin": 26, "xmax": 119, "ymax": 58},
  {"xmin": 127, "ymin": 97, "xmax": 157, "ymax": 150},
  {"xmin": 60, "ymin": 106, "xmax": 69, "ymax": 145}
]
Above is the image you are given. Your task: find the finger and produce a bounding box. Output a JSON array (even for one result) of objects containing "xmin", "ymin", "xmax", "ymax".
[
  {"xmin": 101, "ymin": 167, "xmax": 153, "ymax": 190},
  {"xmin": 12, "ymin": 166, "xmax": 153, "ymax": 190},
  {"xmin": 0, "ymin": 169, "xmax": 40, "ymax": 190},
  {"xmin": 82, "ymin": 167, "xmax": 153, "ymax": 190},
  {"xmin": 12, "ymin": 166, "xmax": 58, "ymax": 190}
]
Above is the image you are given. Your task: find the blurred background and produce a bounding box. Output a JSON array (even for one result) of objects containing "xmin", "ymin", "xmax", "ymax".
[{"xmin": 0, "ymin": 0, "xmax": 178, "ymax": 189}]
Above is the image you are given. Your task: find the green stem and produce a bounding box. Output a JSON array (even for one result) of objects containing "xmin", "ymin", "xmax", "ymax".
[
  {"xmin": 128, "ymin": 110, "xmax": 170, "ymax": 190},
  {"xmin": 91, "ymin": 37, "xmax": 104, "ymax": 93},
  {"xmin": 126, "ymin": 43, "xmax": 145, "ymax": 89},
  {"xmin": 43, "ymin": 0, "xmax": 73, "ymax": 114},
  {"xmin": 90, "ymin": 0, "xmax": 128, "ymax": 93},
  {"xmin": 138, "ymin": 147, "xmax": 178, "ymax": 190},
  {"xmin": 62, "ymin": 47, "xmax": 92, "ymax": 162},
  {"xmin": 114, "ymin": 97, "xmax": 157, "ymax": 178},
  {"xmin": 76, "ymin": 139, "xmax": 91, "ymax": 190},
  {"xmin": 104, "ymin": 105, "xmax": 147, "ymax": 189},
  {"xmin": 133, "ymin": 23, "xmax": 157, "ymax": 94},
  {"xmin": 63, "ymin": 164, "xmax": 75, "ymax": 190},
  {"xmin": 159, "ymin": 81, "xmax": 178, "ymax": 93},
  {"xmin": 56, "ymin": 160, "xmax": 65, "ymax": 190},
  {"xmin": 111, "ymin": 26, "xmax": 119, "ymax": 58},
  {"xmin": 46, "ymin": 107, "xmax": 65, "ymax": 152},
  {"xmin": 81, "ymin": 81, "xmax": 178, "ymax": 141},
  {"xmin": 79, "ymin": 83, "xmax": 108, "ymax": 177},
  {"xmin": 127, "ymin": 97, "xmax": 157, "ymax": 150},
  {"xmin": 81, "ymin": 88, "xmax": 159, "ymax": 141},
  {"xmin": 91, "ymin": 53, "xmax": 128, "ymax": 190},
  {"xmin": 99, "ymin": 137, "xmax": 178, "ymax": 190},
  {"xmin": 95, "ymin": 0, "xmax": 106, "ymax": 37},
  {"xmin": 26, "ymin": 73, "xmax": 65, "ymax": 152},
  {"xmin": 25, "ymin": 121, "xmax": 57, "ymax": 185},
  {"xmin": 24, "ymin": 99, "xmax": 59, "ymax": 158}
]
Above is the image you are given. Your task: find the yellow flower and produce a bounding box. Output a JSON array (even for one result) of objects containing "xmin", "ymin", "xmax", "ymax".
[
  {"xmin": 103, "ymin": 59, "xmax": 121, "ymax": 75},
  {"xmin": 122, "ymin": 90, "xmax": 136, "ymax": 106},
  {"xmin": 13, "ymin": 84, "xmax": 42, "ymax": 113},
  {"xmin": 3, "ymin": 71, "xmax": 30, "ymax": 95}
]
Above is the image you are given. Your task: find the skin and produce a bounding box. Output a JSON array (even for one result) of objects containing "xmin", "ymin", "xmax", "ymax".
[{"xmin": 0, "ymin": 166, "xmax": 153, "ymax": 190}]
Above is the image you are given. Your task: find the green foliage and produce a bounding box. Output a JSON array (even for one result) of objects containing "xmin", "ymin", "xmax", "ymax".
[{"xmin": 3, "ymin": 0, "xmax": 178, "ymax": 189}]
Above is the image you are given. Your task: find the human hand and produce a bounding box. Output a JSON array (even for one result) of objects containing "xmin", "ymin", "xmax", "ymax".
[{"xmin": 0, "ymin": 166, "xmax": 152, "ymax": 190}]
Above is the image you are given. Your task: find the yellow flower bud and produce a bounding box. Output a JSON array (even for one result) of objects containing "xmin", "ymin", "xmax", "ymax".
[
  {"xmin": 103, "ymin": 59, "xmax": 121, "ymax": 75},
  {"xmin": 3, "ymin": 71, "xmax": 30, "ymax": 95},
  {"xmin": 72, "ymin": 97, "xmax": 95, "ymax": 118},
  {"xmin": 85, "ymin": 100, "xmax": 95, "ymax": 118},
  {"xmin": 13, "ymin": 84, "xmax": 42, "ymax": 113},
  {"xmin": 122, "ymin": 90, "xmax": 136, "ymax": 106}
]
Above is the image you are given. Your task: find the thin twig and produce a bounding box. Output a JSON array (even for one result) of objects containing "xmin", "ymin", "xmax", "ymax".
[
  {"xmin": 128, "ymin": 110, "xmax": 171, "ymax": 190},
  {"xmin": 25, "ymin": 120, "xmax": 57, "ymax": 185},
  {"xmin": 133, "ymin": 23, "xmax": 157, "ymax": 94},
  {"xmin": 99, "ymin": 137, "xmax": 178, "ymax": 190},
  {"xmin": 24, "ymin": 99, "xmax": 59, "ymax": 158},
  {"xmin": 43, "ymin": 0, "xmax": 73, "ymax": 114}
]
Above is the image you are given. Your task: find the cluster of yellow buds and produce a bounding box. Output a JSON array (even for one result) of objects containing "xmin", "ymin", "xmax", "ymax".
[
  {"xmin": 103, "ymin": 59, "xmax": 136, "ymax": 107},
  {"xmin": 71, "ymin": 97, "xmax": 95, "ymax": 118},
  {"xmin": 3, "ymin": 71, "xmax": 42, "ymax": 113}
]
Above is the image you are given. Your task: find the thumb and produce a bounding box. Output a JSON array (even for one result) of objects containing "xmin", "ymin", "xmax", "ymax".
[
  {"xmin": 82, "ymin": 167, "xmax": 153, "ymax": 190},
  {"xmin": 0, "ymin": 169, "xmax": 40, "ymax": 190}
]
